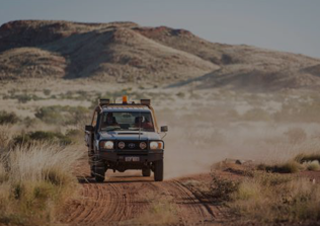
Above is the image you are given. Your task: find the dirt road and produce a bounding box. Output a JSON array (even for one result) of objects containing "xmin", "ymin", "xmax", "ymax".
[{"xmin": 60, "ymin": 169, "xmax": 225, "ymax": 226}]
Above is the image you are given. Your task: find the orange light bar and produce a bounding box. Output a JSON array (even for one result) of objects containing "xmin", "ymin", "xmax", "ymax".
[{"xmin": 122, "ymin": 95, "xmax": 128, "ymax": 104}]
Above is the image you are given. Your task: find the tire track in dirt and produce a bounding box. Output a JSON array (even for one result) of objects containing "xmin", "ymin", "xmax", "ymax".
[{"xmin": 61, "ymin": 171, "xmax": 224, "ymax": 226}]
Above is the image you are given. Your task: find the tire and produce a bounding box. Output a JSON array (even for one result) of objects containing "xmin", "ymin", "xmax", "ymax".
[
  {"xmin": 94, "ymin": 166, "xmax": 105, "ymax": 183},
  {"xmin": 88, "ymin": 148, "xmax": 94, "ymax": 177},
  {"xmin": 142, "ymin": 168, "xmax": 151, "ymax": 177},
  {"xmin": 90, "ymin": 165, "xmax": 95, "ymax": 177},
  {"xmin": 154, "ymin": 160, "xmax": 163, "ymax": 182}
]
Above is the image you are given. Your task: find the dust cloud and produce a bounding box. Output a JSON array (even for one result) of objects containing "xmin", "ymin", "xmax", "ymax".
[{"xmin": 158, "ymin": 101, "xmax": 320, "ymax": 179}]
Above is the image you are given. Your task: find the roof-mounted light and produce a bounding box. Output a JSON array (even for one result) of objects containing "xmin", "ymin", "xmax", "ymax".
[
  {"xmin": 122, "ymin": 95, "xmax": 128, "ymax": 104},
  {"xmin": 141, "ymin": 99, "xmax": 151, "ymax": 106}
]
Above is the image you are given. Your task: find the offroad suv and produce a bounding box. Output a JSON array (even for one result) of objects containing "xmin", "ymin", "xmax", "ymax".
[{"xmin": 85, "ymin": 97, "xmax": 168, "ymax": 182}]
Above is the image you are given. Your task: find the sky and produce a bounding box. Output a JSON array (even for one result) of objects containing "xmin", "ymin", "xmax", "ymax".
[{"xmin": 0, "ymin": 0, "xmax": 319, "ymax": 58}]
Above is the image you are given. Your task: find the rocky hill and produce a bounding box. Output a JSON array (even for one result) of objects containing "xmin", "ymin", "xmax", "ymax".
[{"xmin": 0, "ymin": 20, "xmax": 320, "ymax": 90}]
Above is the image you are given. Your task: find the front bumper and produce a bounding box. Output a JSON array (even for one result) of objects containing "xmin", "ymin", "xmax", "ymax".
[{"xmin": 97, "ymin": 149, "xmax": 164, "ymax": 163}]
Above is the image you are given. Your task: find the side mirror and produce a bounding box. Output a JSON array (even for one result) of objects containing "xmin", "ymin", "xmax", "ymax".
[
  {"xmin": 161, "ymin": 126, "xmax": 168, "ymax": 133},
  {"xmin": 85, "ymin": 125, "xmax": 94, "ymax": 132}
]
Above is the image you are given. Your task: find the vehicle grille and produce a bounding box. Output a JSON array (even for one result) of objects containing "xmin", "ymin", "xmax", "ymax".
[{"xmin": 116, "ymin": 140, "xmax": 147, "ymax": 150}]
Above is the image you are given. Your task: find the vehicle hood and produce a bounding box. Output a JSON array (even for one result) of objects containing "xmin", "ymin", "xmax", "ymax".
[{"xmin": 98, "ymin": 131, "xmax": 161, "ymax": 141}]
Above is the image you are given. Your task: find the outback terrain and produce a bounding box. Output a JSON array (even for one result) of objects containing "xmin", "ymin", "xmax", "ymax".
[
  {"xmin": 1, "ymin": 20, "xmax": 320, "ymax": 90},
  {"xmin": 0, "ymin": 20, "xmax": 320, "ymax": 226}
]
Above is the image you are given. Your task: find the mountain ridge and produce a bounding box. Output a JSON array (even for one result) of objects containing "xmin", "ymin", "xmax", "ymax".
[{"xmin": 0, "ymin": 20, "xmax": 320, "ymax": 90}]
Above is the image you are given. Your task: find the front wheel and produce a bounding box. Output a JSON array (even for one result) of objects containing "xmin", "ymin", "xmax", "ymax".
[
  {"xmin": 90, "ymin": 165, "xmax": 95, "ymax": 177},
  {"xmin": 154, "ymin": 160, "xmax": 163, "ymax": 182},
  {"xmin": 94, "ymin": 167, "xmax": 105, "ymax": 183}
]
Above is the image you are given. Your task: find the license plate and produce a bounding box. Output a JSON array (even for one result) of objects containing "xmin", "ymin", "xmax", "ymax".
[{"xmin": 125, "ymin": 157, "xmax": 140, "ymax": 162}]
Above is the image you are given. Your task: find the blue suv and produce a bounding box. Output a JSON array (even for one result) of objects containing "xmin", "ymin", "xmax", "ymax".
[{"xmin": 85, "ymin": 97, "xmax": 168, "ymax": 182}]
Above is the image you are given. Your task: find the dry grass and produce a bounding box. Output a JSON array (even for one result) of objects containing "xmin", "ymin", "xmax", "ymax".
[
  {"xmin": 210, "ymin": 170, "xmax": 241, "ymax": 201},
  {"xmin": 257, "ymin": 151, "xmax": 320, "ymax": 174},
  {"xmin": 127, "ymin": 191, "xmax": 180, "ymax": 225},
  {"xmin": 208, "ymin": 161, "xmax": 320, "ymax": 224},
  {"xmin": 0, "ymin": 125, "xmax": 13, "ymax": 151},
  {"xmin": 0, "ymin": 137, "xmax": 83, "ymax": 225},
  {"xmin": 257, "ymin": 161, "xmax": 302, "ymax": 173},
  {"xmin": 230, "ymin": 172, "xmax": 320, "ymax": 223},
  {"xmin": 294, "ymin": 152, "xmax": 320, "ymax": 163},
  {"xmin": 303, "ymin": 160, "xmax": 320, "ymax": 171}
]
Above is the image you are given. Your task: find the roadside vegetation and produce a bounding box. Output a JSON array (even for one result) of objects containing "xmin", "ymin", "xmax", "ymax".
[
  {"xmin": 127, "ymin": 191, "xmax": 180, "ymax": 225},
  {"xmin": 35, "ymin": 105, "xmax": 90, "ymax": 125},
  {"xmin": 13, "ymin": 130, "xmax": 74, "ymax": 146},
  {"xmin": 209, "ymin": 158, "xmax": 320, "ymax": 224},
  {"xmin": 1, "ymin": 79, "xmax": 320, "ymax": 225},
  {"xmin": 0, "ymin": 111, "xmax": 20, "ymax": 125},
  {"xmin": 0, "ymin": 125, "xmax": 83, "ymax": 225},
  {"xmin": 227, "ymin": 172, "xmax": 320, "ymax": 223},
  {"xmin": 258, "ymin": 151, "xmax": 320, "ymax": 173}
]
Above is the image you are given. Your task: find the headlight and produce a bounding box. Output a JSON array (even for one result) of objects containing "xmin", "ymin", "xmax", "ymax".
[
  {"xmin": 100, "ymin": 141, "xmax": 114, "ymax": 149},
  {"xmin": 150, "ymin": 141, "xmax": 164, "ymax": 150},
  {"xmin": 118, "ymin": 141, "xmax": 125, "ymax": 149},
  {"xmin": 140, "ymin": 142, "xmax": 147, "ymax": 150}
]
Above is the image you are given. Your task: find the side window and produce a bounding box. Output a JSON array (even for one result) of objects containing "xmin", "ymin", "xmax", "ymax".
[{"xmin": 91, "ymin": 111, "xmax": 98, "ymax": 127}]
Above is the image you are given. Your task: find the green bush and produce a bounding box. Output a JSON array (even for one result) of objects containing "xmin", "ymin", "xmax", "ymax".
[
  {"xmin": 176, "ymin": 92, "xmax": 185, "ymax": 98},
  {"xmin": 257, "ymin": 161, "xmax": 301, "ymax": 173},
  {"xmin": 304, "ymin": 161, "xmax": 320, "ymax": 171},
  {"xmin": 35, "ymin": 105, "xmax": 90, "ymax": 125},
  {"xmin": 43, "ymin": 89, "xmax": 51, "ymax": 96},
  {"xmin": 294, "ymin": 152, "xmax": 320, "ymax": 163},
  {"xmin": 0, "ymin": 111, "xmax": 19, "ymax": 124},
  {"xmin": 13, "ymin": 131, "xmax": 72, "ymax": 146},
  {"xmin": 3, "ymin": 93, "xmax": 42, "ymax": 103}
]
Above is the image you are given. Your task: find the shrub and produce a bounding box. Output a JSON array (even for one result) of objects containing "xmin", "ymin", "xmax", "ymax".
[
  {"xmin": 230, "ymin": 173, "xmax": 320, "ymax": 223},
  {"xmin": 303, "ymin": 161, "xmax": 320, "ymax": 171},
  {"xmin": 3, "ymin": 93, "xmax": 42, "ymax": 103},
  {"xmin": 65, "ymin": 129, "xmax": 83, "ymax": 144},
  {"xmin": 0, "ymin": 111, "xmax": 19, "ymax": 125},
  {"xmin": 0, "ymin": 125, "xmax": 13, "ymax": 150},
  {"xmin": 253, "ymin": 171, "xmax": 293, "ymax": 186},
  {"xmin": 0, "ymin": 144, "xmax": 83, "ymax": 225},
  {"xmin": 176, "ymin": 92, "xmax": 185, "ymax": 98},
  {"xmin": 210, "ymin": 171, "xmax": 240, "ymax": 201},
  {"xmin": 35, "ymin": 105, "xmax": 90, "ymax": 125},
  {"xmin": 231, "ymin": 179, "xmax": 261, "ymax": 201},
  {"xmin": 257, "ymin": 161, "xmax": 301, "ymax": 174},
  {"xmin": 43, "ymin": 89, "xmax": 51, "ymax": 96},
  {"xmin": 13, "ymin": 131, "xmax": 72, "ymax": 146},
  {"xmin": 294, "ymin": 152, "xmax": 320, "ymax": 163}
]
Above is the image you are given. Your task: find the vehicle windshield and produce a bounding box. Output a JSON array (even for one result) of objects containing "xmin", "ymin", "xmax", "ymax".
[{"xmin": 100, "ymin": 111, "xmax": 155, "ymax": 132}]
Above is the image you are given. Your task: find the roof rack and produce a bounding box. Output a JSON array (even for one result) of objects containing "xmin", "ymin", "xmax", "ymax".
[
  {"xmin": 98, "ymin": 96, "xmax": 151, "ymax": 107},
  {"xmin": 99, "ymin": 99, "xmax": 110, "ymax": 106}
]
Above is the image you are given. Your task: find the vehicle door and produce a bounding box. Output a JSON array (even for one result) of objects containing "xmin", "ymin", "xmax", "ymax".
[{"xmin": 85, "ymin": 110, "xmax": 98, "ymax": 150}]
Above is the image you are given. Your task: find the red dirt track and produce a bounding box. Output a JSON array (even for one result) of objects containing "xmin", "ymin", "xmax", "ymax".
[{"xmin": 60, "ymin": 169, "xmax": 225, "ymax": 226}]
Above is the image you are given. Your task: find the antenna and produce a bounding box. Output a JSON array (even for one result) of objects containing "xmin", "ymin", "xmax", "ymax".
[{"xmin": 139, "ymin": 111, "xmax": 141, "ymax": 140}]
